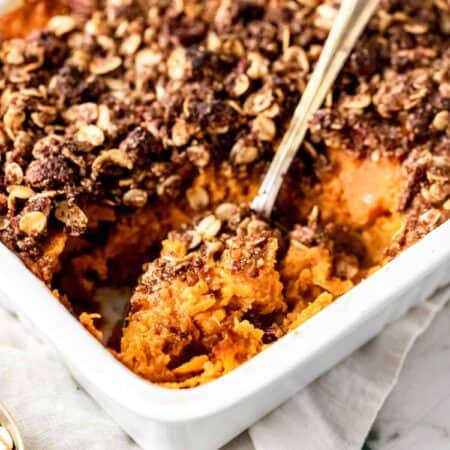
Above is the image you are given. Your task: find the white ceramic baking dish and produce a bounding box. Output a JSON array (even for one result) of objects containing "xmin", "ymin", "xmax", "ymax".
[
  {"xmin": 0, "ymin": 219, "xmax": 448, "ymax": 450},
  {"xmin": 1, "ymin": 1, "xmax": 449, "ymax": 448}
]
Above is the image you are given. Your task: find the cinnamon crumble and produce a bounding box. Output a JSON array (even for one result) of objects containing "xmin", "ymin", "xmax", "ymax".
[{"xmin": 0, "ymin": 0, "xmax": 448, "ymax": 387}]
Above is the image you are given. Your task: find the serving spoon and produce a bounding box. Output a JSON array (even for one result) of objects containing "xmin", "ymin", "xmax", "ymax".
[{"xmin": 251, "ymin": 0, "xmax": 380, "ymax": 218}]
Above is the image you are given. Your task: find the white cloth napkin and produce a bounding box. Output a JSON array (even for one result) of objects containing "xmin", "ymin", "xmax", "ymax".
[{"xmin": 0, "ymin": 287, "xmax": 448, "ymax": 450}]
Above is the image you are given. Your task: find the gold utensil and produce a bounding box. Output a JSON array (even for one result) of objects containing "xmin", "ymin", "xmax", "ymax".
[{"xmin": 251, "ymin": 0, "xmax": 380, "ymax": 218}]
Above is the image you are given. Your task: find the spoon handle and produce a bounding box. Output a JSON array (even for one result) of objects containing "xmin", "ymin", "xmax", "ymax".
[{"xmin": 251, "ymin": 0, "xmax": 380, "ymax": 218}]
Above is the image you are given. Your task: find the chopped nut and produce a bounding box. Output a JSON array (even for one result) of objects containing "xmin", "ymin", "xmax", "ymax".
[
  {"xmin": 92, "ymin": 149, "xmax": 133, "ymax": 177},
  {"xmin": 215, "ymin": 202, "xmax": 238, "ymax": 220},
  {"xmin": 168, "ymin": 47, "xmax": 189, "ymax": 80},
  {"xmin": 97, "ymin": 105, "xmax": 112, "ymax": 131},
  {"xmin": 246, "ymin": 218, "xmax": 269, "ymax": 235},
  {"xmin": 186, "ymin": 186, "xmax": 209, "ymax": 210},
  {"xmin": 171, "ymin": 119, "xmax": 194, "ymax": 146},
  {"xmin": 7, "ymin": 185, "xmax": 34, "ymax": 199},
  {"xmin": 252, "ymin": 115, "xmax": 276, "ymax": 141},
  {"xmin": 196, "ymin": 214, "xmax": 222, "ymax": 239},
  {"xmin": 418, "ymin": 208, "xmax": 441, "ymax": 228},
  {"xmin": 120, "ymin": 33, "xmax": 142, "ymax": 55},
  {"xmin": 206, "ymin": 32, "xmax": 221, "ymax": 52},
  {"xmin": 3, "ymin": 106, "xmax": 25, "ymax": 139},
  {"xmin": 31, "ymin": 135, "xmax": 63, "ymax": 160},
  {"xmin": 4, "ymin": 162, "xmax": 23, "ymax": 185},
  {"xmin": 90, "ymin": 55, "xmax": 122, "ymax": 75},
  {"xmin": 135, "ymin": 48, "xmax": 162, "ymax": 71},
  {"xmin": 230, "ymin": 73, "xmax": 250, "ymax": 97},
  {"xmin": 432, "ymin": 110, "xmax": 449, "ymax": 131},
  {"xmin": 374, "ymin": 70, "xmax": 430, "ymax": 117},
  {"xmin": 426, "ymin": 182, "xmax": 449, "ymax": 203},
  {"xmin": 54, "ymin": 201, "xmax": 88, "ymax": 234},
  {"xmin": 281, "ymin": 46, "xmax": 310, "ymax": 72},
  {"xmin": 243, "ymin": 89, "xmax": 273, "ymax": 115},
  {"xmin": 48, "ymin": 15, "xmax": 77, "ymax": 35},
  {"xmin": 76, "ymin": 125, "xmax": 105, "ymax": 146},
  {"xmin": 123, "ymin": 188, "xmax": 148, "ymax": 207},
  {"xmin": 222, "ymin": 37, "xmax": 244, "ymax": 56},
  {"xmin": 261, "ymin": 103, "xmax": 280, "ymax": 118},
  {"xmin": 230, "ymin": 139, "xmax": 258, "ymax": 164},
  {"xmin": 246, "ymin": 52, "xmax": 269, "ymax": 80},
  {"xmin": 19, "ymin": 211, "xmax": 47, "ymax": 236},
  {"xmin": 341, "ymin": 93, "xmax": 372, "ymax": 109},
  {"xmin": 186, "ymin": 144, "xmax": 210, "ymax": 168},
  {"xmin": 64, "ymin": 103, "xmax": 98, "ymax": 124},
  {"xmin": 97, "ymin": 35, "xmax": 115, "ymax": 52},
  {"xmin": 404, "ymin": 23, "xmax": 428, "ymax": 34}
]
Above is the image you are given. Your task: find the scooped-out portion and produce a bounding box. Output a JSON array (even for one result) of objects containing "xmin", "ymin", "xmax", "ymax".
[
  {"xmin": 0, "ymin": 0, "xmax": 449, "ymax": 388},
  {"xmin": 119, "ymin": 206, "xmax": 341, "ymax": 387}
]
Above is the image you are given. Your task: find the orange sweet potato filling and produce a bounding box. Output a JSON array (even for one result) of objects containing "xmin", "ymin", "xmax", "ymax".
[
  {"xmin": 280, "ymin": 148, "xmax": 405, "ymax": 263},
  {"xmin": 0, "ymin": 0, "xmax": 65, "ymax": 39}
]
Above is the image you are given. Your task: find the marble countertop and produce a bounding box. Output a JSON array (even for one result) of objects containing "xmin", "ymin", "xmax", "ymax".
[{"xmin": 365, "ymin": 300, "xmax": 450, "ymax": 450}]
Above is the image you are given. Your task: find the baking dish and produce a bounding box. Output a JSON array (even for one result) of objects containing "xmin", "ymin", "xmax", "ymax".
[{"xmin": 0, "ymin": 219, "xmax": 448, "ymax": 450}]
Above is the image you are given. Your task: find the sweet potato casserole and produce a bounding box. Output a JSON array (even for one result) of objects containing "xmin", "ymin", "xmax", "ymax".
[{"xmin": 0, "ymin": 0, "xmax": 448, "ymax": 387}]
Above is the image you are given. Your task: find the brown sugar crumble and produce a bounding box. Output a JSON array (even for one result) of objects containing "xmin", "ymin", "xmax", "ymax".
[{"xmin": 0, "ymin": 0, "xmax": 449, "ymax": 387}]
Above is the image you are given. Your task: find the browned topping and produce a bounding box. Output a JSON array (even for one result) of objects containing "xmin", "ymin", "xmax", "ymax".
[{"xmin": 0, "ymin": 0, "xmax": 326, "ymax": 262}]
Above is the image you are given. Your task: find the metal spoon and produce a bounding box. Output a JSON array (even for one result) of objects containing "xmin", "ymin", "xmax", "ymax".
[
  {"xmin": 0, "ymin": 403, "xmax": 24, "ymax": 450},
  {"xmin": 251, "ymin": 0, "xmax": 380, "ymax": 218}
]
